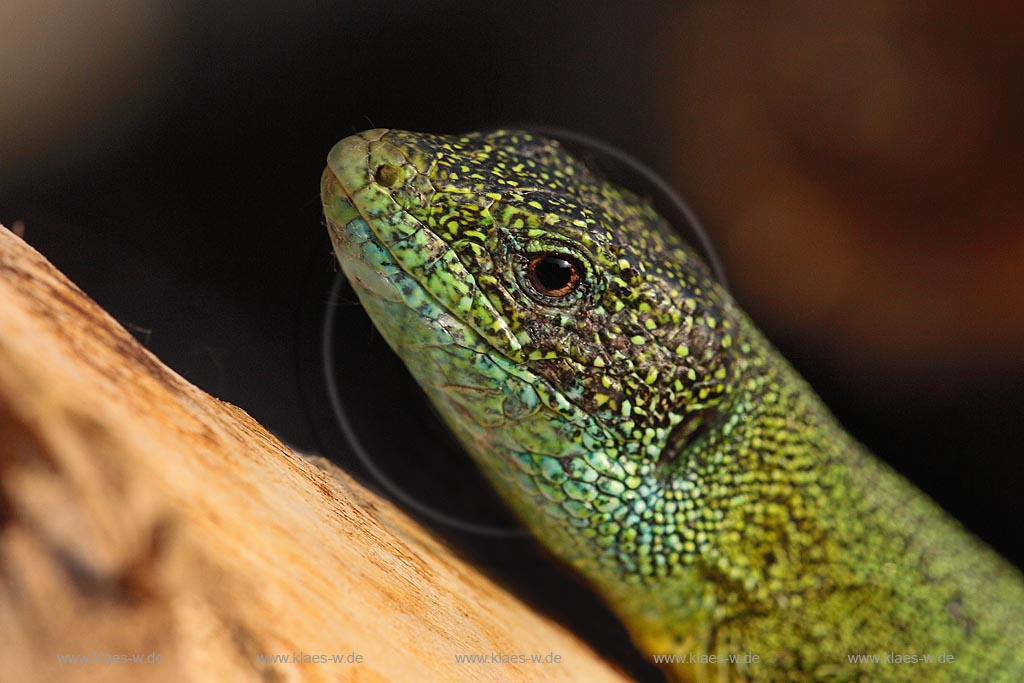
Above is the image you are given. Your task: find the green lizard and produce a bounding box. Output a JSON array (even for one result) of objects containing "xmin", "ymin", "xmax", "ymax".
[{"xmin": 320, "ymin": 128, "xmax": 1024, "ymax": 682}]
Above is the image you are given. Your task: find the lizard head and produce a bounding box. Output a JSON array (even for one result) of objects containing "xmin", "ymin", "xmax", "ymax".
[
  {"xmin": 322, "ymin": 128, "xmax": 739, "ymax": 582},
  {"xmin": 322, "ymin": 127, "xmax": 736, "ymax": 440}
]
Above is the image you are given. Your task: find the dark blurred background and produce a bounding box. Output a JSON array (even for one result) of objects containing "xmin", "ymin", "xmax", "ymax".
[{"xmin": 2, "ymin": 2, "xmax": 1021, "ymax": 679}]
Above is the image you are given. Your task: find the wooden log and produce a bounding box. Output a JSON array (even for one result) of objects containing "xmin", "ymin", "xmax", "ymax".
[{"xmin": 0, "ymin": 225, "xmax": 631, "ymax": 683}]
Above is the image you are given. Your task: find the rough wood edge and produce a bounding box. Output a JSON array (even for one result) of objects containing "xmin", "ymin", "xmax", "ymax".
[{"xmin": 0, "ymin": 225, "xmax": 632, "ymax": 683}]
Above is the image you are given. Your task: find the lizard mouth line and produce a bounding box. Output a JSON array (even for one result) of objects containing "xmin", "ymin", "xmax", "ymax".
[
  {"xmin": 319, "ymin": 268, "xmax": 530, "ymax": 540},
  {"xmin": 321, "ymin": 134, "xmax": 536, "ymax": 540},
  {"xmin": 323, "ymin": 132, "xmax": 529, "ymax": 363}
]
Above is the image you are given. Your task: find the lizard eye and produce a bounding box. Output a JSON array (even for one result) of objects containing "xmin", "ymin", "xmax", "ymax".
[{"xmin": 527, "ymin": 253, "xmax": 582, "ymax": 297}]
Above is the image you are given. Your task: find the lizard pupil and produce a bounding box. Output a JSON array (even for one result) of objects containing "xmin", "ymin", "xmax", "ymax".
[{"xmin": 527, "ymin": 254, "xmax": 581, "ymax": 296}]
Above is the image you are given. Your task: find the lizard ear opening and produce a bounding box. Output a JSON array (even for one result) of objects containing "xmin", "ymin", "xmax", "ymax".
[
  {"xmin": 655, "ymin": 406, "xmax": 720, "ymax": 478},
  {"xmin": 521, "ymin": 125, "xmax": 729, "ymax": 290}
]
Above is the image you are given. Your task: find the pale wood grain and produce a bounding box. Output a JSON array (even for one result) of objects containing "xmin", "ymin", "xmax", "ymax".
[{"xmin": 0, "ymin": 225, "xmax": 631, "ymax": 683}]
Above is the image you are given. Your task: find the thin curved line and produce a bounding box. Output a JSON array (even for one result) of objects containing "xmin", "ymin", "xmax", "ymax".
[{"xmin": 321, "ymin": 270, "xmax": 528, "ymax": 538}]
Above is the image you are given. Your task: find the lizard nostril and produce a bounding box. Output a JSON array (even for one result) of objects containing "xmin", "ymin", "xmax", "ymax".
[{"xmin": 374, "ymin": 164, "xmax": 401, "ymax": 187}]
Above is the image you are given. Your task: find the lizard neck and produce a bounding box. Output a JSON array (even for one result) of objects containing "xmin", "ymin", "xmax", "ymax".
[{"xmin": 376, "ymin": 284, "xmax": 1024, "ymax": 676}]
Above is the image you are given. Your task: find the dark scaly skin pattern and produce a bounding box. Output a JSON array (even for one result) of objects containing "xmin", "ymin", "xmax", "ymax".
[{"xmin": 321, "ymin": 129, "xmax": 1024, "ymax": 682}]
